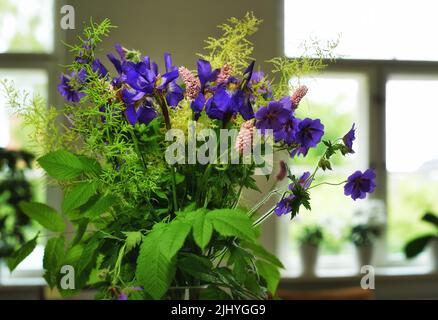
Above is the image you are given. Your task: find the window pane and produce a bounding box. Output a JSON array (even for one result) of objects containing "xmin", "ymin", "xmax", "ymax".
[
  {"xmin": 278, "ymin": 73, "xmax": 369, "ymax": 276},
  {"xmin": 386, "ymin": 76, "xmax": 438, "ymax": 259},
  {"xmin": 284, "ymin": 0, "xmax": 438, "ymax": 61},
  {"xmin": 0, "ymin": 70, "xmax": 47, "ymax": 278},
  {"xmin": 0, "ymin": 69, "xmax": 48, "ymax": 149},
  {"xmin": 0, "ymin": 0, "xmax": 54, "ymax": 53}
]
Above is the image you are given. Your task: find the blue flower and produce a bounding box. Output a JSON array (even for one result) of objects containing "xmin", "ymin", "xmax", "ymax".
[
  {"xmin": 274, "ymin": 195, "xmax": 296, "ymax": 216},
  {"xmin": 344, "ymin": 169, "xmax": 376, "ymax": 200},
  {"xmin": 342, "ymin": 123, "xmax": 356, "ymax": 154},
  {"xmin": 255, "ymin": 100, "xmax": 290, "ymax": 132},
  {"xmin": 291, "ymin": 118, "xmax": 324, "ymax": 157},
  {"xmin": 123, "ymin": 53, "xmax": 183, "ymax": 107},
  {"xmin": 92, "ymin": 59, "xmax": 108, "ymax": 78},
  {"xmin": 274, "ymin": 171, "xmax": 312, "ymax": 216},
  {"xmin": 57, "ymin": 69, "xmax": 87, "ymax": 103}
]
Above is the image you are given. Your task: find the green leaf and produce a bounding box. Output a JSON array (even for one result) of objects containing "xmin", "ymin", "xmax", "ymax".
[
  {"xmin": 160, "ymin": 220, "xmax": 191, "ymax": 259},
  {"xmin": 7, "ymin": 233, "xmax": 39, "ymax": 271},
  {"xmin": 178, "ymin": 254, "xmax": 215, "ymax": 282},
  {"xmin": 207, "ymin": 209, "xmax": 255, "ymax": 240},
  {"xmin": 255, "ymin": 259, "xmax": 280, "ymax": 294},
  {"xmin": 123, "ymin": 231, "xmax": 143, "ymax": 253},
  {"xmin": 84, "ymin": 194, "xmax": 117, "ymax": 218},
  {"xmin": 188, "ymin": 210, "xmax": 213, "ymax": 250},
  {"xmin": 37, "ymin": 150, "xmax": 85, "ymax": 181},
  {"xmin": 404, "ymin": 234, "xmax": 435, "ymax": 259},
  {"xmin": 19, "ymin": 201, "xmax": 65, "ymax": 232},
  {"xmin": 43, "ymin": 236, "xmax": 65, "ymax": 288},
  {"xmin": 422, "ymin": 212, "xmax": 438, "ymax": 229},
  {"xmin": 77, "ymin": 155, "xmax": 102, "ymax": 175},
  {"xmin": 241, "ymin": 241, "xmax": 284, "ymax": 269},
  {"xmin": 136, "ymin": 229, "xmax": 175, "ymax": 300},
  {"xmin": 62, "ymin": 181, "xmax": 99, "ymax": 214}
]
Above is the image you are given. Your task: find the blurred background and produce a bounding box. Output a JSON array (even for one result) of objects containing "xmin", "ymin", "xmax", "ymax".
[{"xmin": 1, "ymin": 0, "xmax": 438, "ymax": 299}]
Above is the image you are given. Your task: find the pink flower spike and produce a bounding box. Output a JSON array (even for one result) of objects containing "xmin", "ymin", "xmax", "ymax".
[
  {"xmin": 178, "ymin": 66, "xmax": 200, "ymax": 100},
  {"xmin": 235, "ymin": 120, "xmax": 255, "ymax": 154},
  {"xmin": 291, "ymin": 85, "xmax": 308, "ymax": 109},
  {"xmin": 217, "ymin": 64, "xmax": 233, "ymax": 83}
]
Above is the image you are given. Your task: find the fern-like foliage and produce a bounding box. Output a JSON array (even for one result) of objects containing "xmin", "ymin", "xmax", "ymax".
[
  {"xmin": 197, "ymin": 12, "xmax": 262, "ymax": 74},
  {"xmin": 0, "ymin": 80, "xmax": 61, "ymax": 156},
  {"xmin": 268, "ymin": 37, "xmax": 339, "ymax": 99}
]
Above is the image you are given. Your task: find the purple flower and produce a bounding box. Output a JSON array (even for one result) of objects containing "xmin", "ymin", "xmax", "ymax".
[
  {"xmin": 342, "ymin": 123, "xmax": 356, "ymax": 154},
  {"xmin": 107, "ymin": 44, "xmax": 128, "ymax": 86},
  {"xmin": 205, "ymin": 85, "xmax": 238, "ymax": 121},
  {"xmin": 122, "ymin": 95, "xmax": 157, "ymax": 126},
  {"xmin": 274, "ymin": 195, "xmax": 296, "ymax": 216},
  {"xmin": 293, "ymin": 171, "xmax": 312, "ymax": 190},
  {"xmin": 118, "ymin": 293, "xmax": 128, "ymax": 300},
  {"xmin": 344, "ymin": 169, "xmax": 376, "ymax": 200},
  {"xmin": 291, "ymin": 118, "xmax": 324, "ymax": 157},
  {"xmin": 197, "ymin": 59, "xmax": 220, "ymax": 89},
  {"xmin": 255, "ymin": 100, "xmax": 291, "ymax": 132},
  {"xmin": 75, "ymin": 38, "xmax": 93, "ymax": 64},
  {"xmin": 274, "ymin": 172, "xmax": 312, "ymax": 216},
  {"xmin": 274, "ymin": 113, "xmax": 300, "ymax": 144},
  {"xmin": 123, "ymin": 53, "xmax": 183, "ymax": 107},
  {"xmin": 57, "ymin": 69, "xmax": 87, "ymax": 102},
  {"xmin": 92, "ymin": 59, "xmax": 108, "ymax": 78}
]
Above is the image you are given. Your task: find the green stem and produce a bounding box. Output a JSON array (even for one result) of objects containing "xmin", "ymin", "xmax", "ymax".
[
  {"xmin": 170, "ymin": 165, "xmax": 179, "ymax": 212},
  {"xmin": 308, "ymin": 180, "xmax": 347, "ymax": 190}
]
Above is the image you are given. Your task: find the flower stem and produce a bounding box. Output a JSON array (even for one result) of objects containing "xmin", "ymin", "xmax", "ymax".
[{"xmin": 308, "ymin": 180, "xmax": 347, "ymax": 190}]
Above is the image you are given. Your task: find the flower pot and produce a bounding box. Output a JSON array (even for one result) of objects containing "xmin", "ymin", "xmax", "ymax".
[
  {"xmin": 299, "ymin": 244, "xmax": 319, "ymax": 277},
  {"xmin": 356, "ymin": 245, "xmax": 373, "ymax": 269},
  {"xmin": 430, "ymin": 238, "xmax": 438, "ymax": 272}
]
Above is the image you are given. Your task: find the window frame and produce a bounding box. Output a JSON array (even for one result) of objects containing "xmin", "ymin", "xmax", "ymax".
[
  {"xmin": 0, "ymin": 0, "xmax": 66, "ymax": 282},
  {"xmin": 276, "ymin": 58, "xmax": 438, "ymax": 277}
]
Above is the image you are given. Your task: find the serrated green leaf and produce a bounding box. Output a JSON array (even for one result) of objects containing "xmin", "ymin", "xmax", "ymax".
[
  {"xmin": 7, "ymin": 233, "xmax": 39, "ymax": 271},
  {"xmin": 77, "ymin": 155, "xmax": 102, "ymax": 175},
  {"xmin": 188, "ymin": 210, "xmax": 213, "ymax": 250},
  {"xmin": 84, "ymin": 194, "xmax": 117, "ymax": 218},
  {"xmin": 207, "ymin": 209, "xmax": 255, "ymax": 240},
  {"xmin": 178, "ymin": 254, "xmax": 215, "ymax": 282},
  {"xmin": 123, "ymin": 231, "xmax": 143, "ymax": 253},
  {"xmin": 255, "ymin": 259, "xmax": 280, "ymax": 294},
  {"xmin": 160, "ymin": 220, "xmax": 191, "ymax": 259},
  {"xmin": 37, "ymin": 150, "xmax": 84, "ymax": 181},
  {"xmin": 19, "ymin": 201, "xmax": 65, "ymax": 232},
  {"xmin": 62, "ymin": 181, "xmax": 99, "ymax": 214},
  {"xmin": 43, "ymin": 236, "xmax": 65, "ymax": 288},
  {"xmin": 241, "ymin": 241, "xmax": 284, "ymax": 269},
  {"xmin": 136, "ymin": 229, "xmax": 175, "ymax": 300}
]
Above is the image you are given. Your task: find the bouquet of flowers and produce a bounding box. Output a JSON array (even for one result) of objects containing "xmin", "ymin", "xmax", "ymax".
[{"xmin": 2, "ymin": 13, "xmax": 376, "ymax": 300}]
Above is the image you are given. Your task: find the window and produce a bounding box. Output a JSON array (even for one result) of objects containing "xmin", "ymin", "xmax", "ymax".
[
  {"xmin": 0, "ymin": 0, "xmax": 54, "ymax": 53},
  {"xmin": 386, "ymin": 76, "xmax": 438, "ymax": 268},
  {"xmin": 282, "ymin": 0, "xmax": 438, "ymax": 277},
  {"xmin": 0, "ymin": 0, "xmax": 56, "ymax": 282},
  {"xmin": 277, "ymin": 73, "xmax": 369, "ymax": 276},
  {"xmin": 284, "ymin": 0, "xmax": 438, "ymax": 61}
]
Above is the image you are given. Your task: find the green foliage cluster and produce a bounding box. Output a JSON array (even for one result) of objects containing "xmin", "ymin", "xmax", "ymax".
[
  {"xmin": 298, "ymin": 226, "xmax": 324, "ymax": 247},
  {"xmin": 0, "ymin": 148, "xmax": 34, "ymax": 258},
  {"xmin": 198, "ymin": 12, "xmax": 262, "ymax": 75},
  {"xmin": 404, "ymin": 212, "xmax": 438, "ymax": 259}
]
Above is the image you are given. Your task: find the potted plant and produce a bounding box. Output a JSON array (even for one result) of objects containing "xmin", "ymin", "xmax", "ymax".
[
  {"xmin": 1, "ymin": 13, "xmax": 375, "ymax": 299},
  {"xmin": 0, "ymin": 147, "xmax": 34, "ymax": 275},
  {"xmin": 348, "ymin": 224, "xmax": 380, "ymax": 268},
  {"xmin": 404, "ymin": 212, "xmax": 438, "ymax": 271},
  {"xmin": 298, "ymin": 226, "xmax": 323, "ymax": 277}
]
